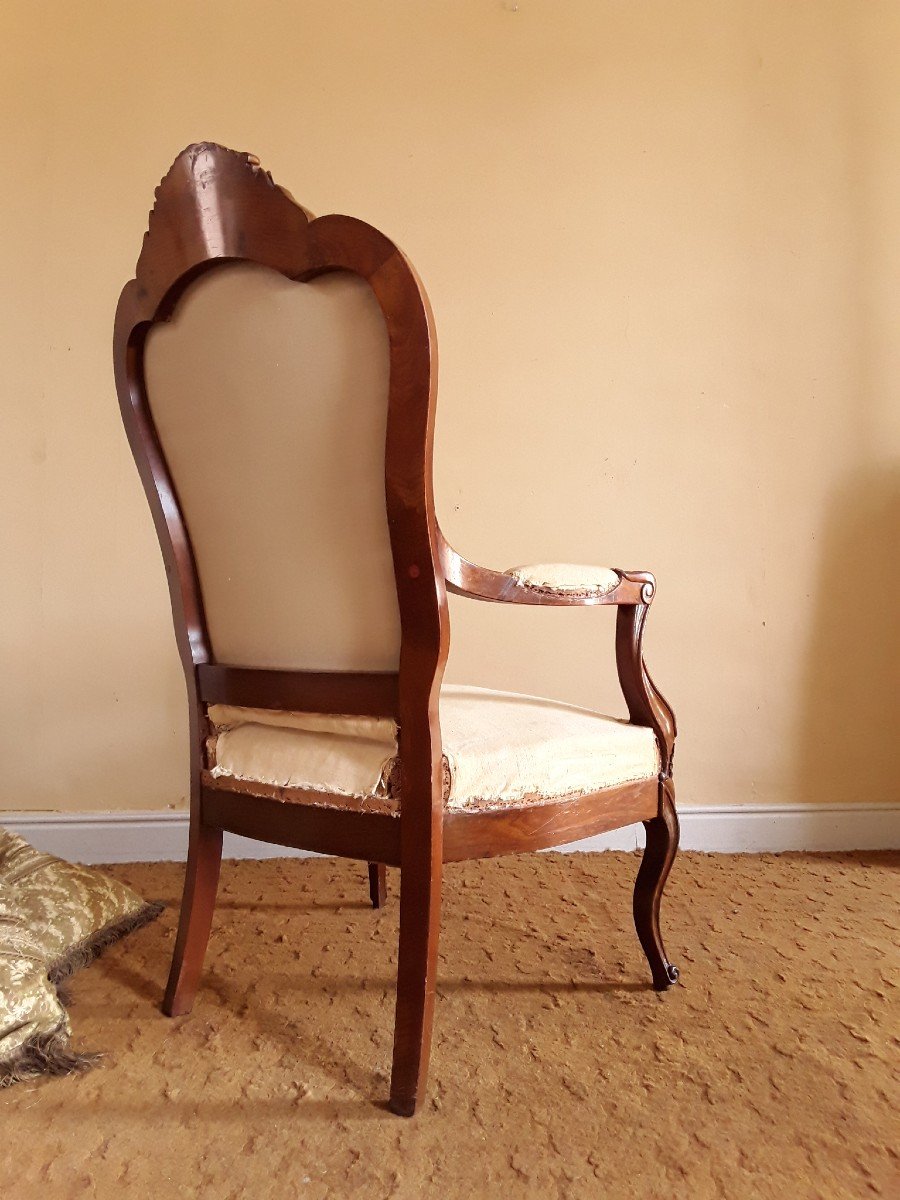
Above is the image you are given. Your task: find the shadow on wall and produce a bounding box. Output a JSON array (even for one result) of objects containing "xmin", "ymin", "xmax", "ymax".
[{"xmin": 797, "ymin": 466, "xmax": 900, "ymax": 808}]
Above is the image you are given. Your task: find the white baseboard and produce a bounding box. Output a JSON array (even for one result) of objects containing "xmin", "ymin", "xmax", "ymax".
[{"xmin": 1, "ymin": 803, "xmax": 897, "ymax": 863}]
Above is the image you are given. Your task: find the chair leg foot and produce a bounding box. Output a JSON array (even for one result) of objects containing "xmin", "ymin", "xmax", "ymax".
[
  {"xmin": 368, "ymin": 862, "xmax": 387, "ymax": 909},
  {"xmin": 633, "ymin": 779, "xmax": 680, "ymax": 991},
  {"xmin": 163, "ymin": 820, "xmax": 223, "ymax": 1017},
  {"xmin": 388, "ymin": 866, "xmax": 441, "ymax": 1117}
]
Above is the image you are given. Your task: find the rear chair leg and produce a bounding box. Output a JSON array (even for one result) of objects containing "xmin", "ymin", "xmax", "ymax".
[
  {"xmin": 633, "ymin": 778, "xmax": 680, "ymax": 990},
  {"xmin": 368, "ymin": 862, "xmax": 387, "ymax": 909},
  {"xmin": 389, "ymin": 864, "xmax": 441, "ymax": 1116},
  {"xmin": 163, "ymin": 820, "xmax": 223, "ymax": 1016}
]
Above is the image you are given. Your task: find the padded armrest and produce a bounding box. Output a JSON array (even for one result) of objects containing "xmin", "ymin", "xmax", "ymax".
[
  {"xmin": 439, "ymin": 534, "xmax": 655, "ymax": 607},
  {"xmin": 504, "ymin": 562, "xmax": 621, "ymax": 597}
]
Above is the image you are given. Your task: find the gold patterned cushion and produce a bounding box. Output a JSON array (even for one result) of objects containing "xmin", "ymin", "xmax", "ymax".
[{"xmin": 0, "ymin": 829, "xmax": 162, "ymax": 1086}]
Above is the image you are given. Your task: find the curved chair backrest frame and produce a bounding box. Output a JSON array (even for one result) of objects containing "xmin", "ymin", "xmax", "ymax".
[
  {"xmin": 113, "ymin": 143, "xmax": 449, "ymax": 827},
  {"xmin": 143, "ymin": 264, "xmax": 403, "ymax": 673}
]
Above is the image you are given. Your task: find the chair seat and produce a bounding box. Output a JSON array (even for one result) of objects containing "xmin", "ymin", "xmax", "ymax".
[{"xmin": 206, "ymin": 685, "xmax": 660, "ymax": 814}]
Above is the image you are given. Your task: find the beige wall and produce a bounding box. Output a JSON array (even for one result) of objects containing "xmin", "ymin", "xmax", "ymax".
[{"xmin": 2, "ymin": 1, "xmax": 898, "ymax": 814}]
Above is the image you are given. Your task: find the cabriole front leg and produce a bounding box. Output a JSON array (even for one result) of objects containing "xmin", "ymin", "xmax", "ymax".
[
  {"xmin": 615, "ymin": 597, "xmax": 680, "ymax": 990},
  {"xmin": 633, "ymin": 777, "xmax": 679, "ymax": 989}
]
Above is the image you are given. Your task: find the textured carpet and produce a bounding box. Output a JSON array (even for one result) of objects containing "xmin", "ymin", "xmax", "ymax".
[{"xmin": 1, "ymin": 851, "xmax": 897, "ymax": 1199}]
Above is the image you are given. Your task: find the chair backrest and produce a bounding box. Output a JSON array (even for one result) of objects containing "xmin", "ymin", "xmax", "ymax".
[
  {"xmin": 114, "ymin": 144, "xmax": 448, "ymax": 717},
  {"xmin": 143, "ymin": 263, "xmax": 399, "ymax": 671}
]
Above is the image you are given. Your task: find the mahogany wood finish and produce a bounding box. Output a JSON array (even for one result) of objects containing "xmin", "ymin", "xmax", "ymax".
[
  {"xmin": 201, "ymin": 784, "xmax": 401, "ymax": 863},
  {"xmin": 634, "ymin": 780, "xmax": 680, "ymax": 989},
  {"xmin": 162, "ymin": 819, "xmax": 222, "ymax": 1017},
  {"xmin": 443, "ymin": 779, "xmax": 657, "ymax": 862},
  {"xmin": 368, "ymin": 863, "xmax": 388, "ymax": 909},
  {"xmin": 115, "ymin": 143, "xmax": 681, "ymax": 1117},
  {"xmin": 198, "ymin": 665, "xmax": 399, "ymax": 717}
]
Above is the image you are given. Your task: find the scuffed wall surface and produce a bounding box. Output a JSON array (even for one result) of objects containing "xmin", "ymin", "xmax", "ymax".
[{"xmin": 1, "ymin": 1, "xmax": 898, "ymax": 810}]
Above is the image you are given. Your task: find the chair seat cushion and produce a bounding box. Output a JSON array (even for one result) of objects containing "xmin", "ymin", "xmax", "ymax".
[{"xmin": 207, "ymin": 685, "xmax": 660, "ymax": 814}]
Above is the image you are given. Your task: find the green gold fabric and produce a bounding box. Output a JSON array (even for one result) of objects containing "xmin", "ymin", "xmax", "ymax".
[{"xmin": 0, "ymin": 829, "xmax": 162, "ymax": 1086}]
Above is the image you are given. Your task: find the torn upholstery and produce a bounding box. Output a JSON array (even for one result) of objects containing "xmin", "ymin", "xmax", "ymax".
[{"xmin": 207, "ymin": 684, "xmax": 660, "ymax": 813}]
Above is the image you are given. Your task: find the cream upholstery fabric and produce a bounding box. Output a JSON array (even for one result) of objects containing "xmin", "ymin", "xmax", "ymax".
[
  {"xmin": 505, "ymin": 563, "xmax": 621, "ymax": 595},
  {"xmin": 208, "ymin": 685, "xmax": 660, "ymax": 812},
  {"xmin": 144, "ymin": 263, "xmax": 401, "ymax": 671}
]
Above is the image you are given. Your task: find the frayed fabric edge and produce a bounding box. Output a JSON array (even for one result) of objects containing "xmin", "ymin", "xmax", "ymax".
[
  {"xmin": 48, "ymin": 900, "xmax": 165, "ymax": 990},
  {"xmin": 0, "ymin": 1024, "xmax": 98, "ymax": 1087},
  {"xmin": 1, "ymin": 900, "xmax": 164, "ymax": 1087}
]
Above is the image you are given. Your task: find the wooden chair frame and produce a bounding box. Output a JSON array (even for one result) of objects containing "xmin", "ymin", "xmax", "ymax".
[{"xmin": 114, "ymin": 143, "xmax": 679, "ymax": 1117}]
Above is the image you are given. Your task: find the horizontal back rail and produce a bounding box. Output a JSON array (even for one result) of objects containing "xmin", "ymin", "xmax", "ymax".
[
  {"xmin": 202, "ymin": 786, "xmax": 401, "ymax": 864},
  {"xmin": 197, "ymin": 664, "xmax": 399, "ymax": 717}
]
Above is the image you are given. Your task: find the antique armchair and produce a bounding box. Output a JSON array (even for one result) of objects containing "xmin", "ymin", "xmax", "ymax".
[{"xmin": 114, "ymin": 144, "xmax": 679, "ymax": 1117}]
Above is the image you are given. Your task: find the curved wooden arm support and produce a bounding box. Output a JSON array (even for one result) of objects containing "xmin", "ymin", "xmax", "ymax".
[
  {"xmin": 439, "ymin": 534, "xmax": 674, "ymax": 768},
  {"xmin": 439, "ymin": 534, "xmax": 654, "ymax": 607},
  {"xmin": 615, "ymin": 602, "xmax": 677, "ymax": 776}
]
